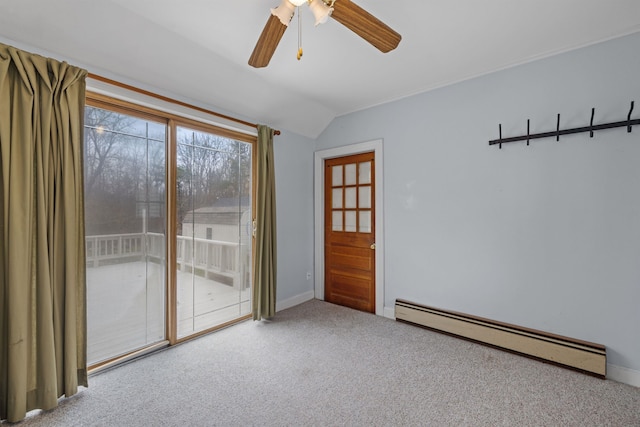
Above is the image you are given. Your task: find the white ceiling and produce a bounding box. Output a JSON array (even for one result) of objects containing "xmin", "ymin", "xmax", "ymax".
[{"xmin": 1, "ymin": 0, "xmax": 639, "ymax": 138}]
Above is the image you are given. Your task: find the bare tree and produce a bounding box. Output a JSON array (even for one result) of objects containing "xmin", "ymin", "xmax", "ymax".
[
  {"xmin": 176, "ymin": 128, "xmax": 251, "ymax": 225},
  {"xmin": 84, "ymin": 107, "xmax": 138, "ymax": 194},
  {"xmin": 84, "ymin": 106, "xmax": 167, "ymax": 235}
]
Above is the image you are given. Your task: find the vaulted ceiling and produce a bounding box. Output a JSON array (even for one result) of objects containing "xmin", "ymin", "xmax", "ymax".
[{"xmin": 1, "ymin": 0, "xmax": 639, "ymax": 138}]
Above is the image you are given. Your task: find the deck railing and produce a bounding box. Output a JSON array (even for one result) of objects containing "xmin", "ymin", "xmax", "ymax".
[
  {"xmin": 85, "ymin": 233, "xmax": 146, "ymax": 266},
  {"xmin": 86, "ymin": 232, "xmax": 246, "ymax": 288}
]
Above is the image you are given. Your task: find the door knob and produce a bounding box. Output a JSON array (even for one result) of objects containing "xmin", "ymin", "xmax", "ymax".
[{"xmin": 370, "ymin": 243, "xmax": 376, "ymax": 250}]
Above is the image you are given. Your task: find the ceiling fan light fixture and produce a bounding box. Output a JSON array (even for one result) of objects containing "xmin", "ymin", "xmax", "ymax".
[
  {"xmin": 309, "ymin": 0, "xmax": 333, "ymax": 26},
  {"xmin": 270, "ymin": 0, "xmax": 296, "ymax": 26},
  {"xmin": 250, "ymin": 0, "xmax": 401, "ymax": 68}
]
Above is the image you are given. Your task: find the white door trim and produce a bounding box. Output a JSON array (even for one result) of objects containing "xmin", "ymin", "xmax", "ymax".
[{"xmin": 314, "ymin": 140, "xmax": 384, "ymax": 316}]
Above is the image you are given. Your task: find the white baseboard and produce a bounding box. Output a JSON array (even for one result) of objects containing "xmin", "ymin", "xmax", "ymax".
[
  {"xmin": 383, "ymin": 305, "xmax": 395, "ymax": 320},
  {"xmin": 385, "ymin": 305, "xmax": 638, "ymax": 388},
  {"xmin": 607, "ymin": 364, "xmax": 640, "ymax": 388},
  {"xmin": 276, "ymin": 290, "xmax": 315, "ymax": 312}
]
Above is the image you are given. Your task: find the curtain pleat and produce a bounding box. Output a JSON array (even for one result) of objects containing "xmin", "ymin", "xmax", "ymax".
[
  {"xmin": 0, "ymin": 43, "xmax": 88, "ymax": 423},
  {"xmin": 252, "ymin": 125, "xmax": 277, "ymax": 320}
]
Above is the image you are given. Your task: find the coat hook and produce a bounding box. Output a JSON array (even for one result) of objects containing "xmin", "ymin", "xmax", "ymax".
[
  {"xmin": 628, "ymin": 101, "xmax": 635, "ymax": 133},
  {"xmin": 499, "ymin": 123, "xmax": 502, "ymax": 149},
  {"xmin": 556, "ymin": 113, "xmax": 560, "ymax": 141},
  {"xmin": 527, "ymin": 119, "xmax": 530, "ymax": 146},
  {"xmin": 590, "ymin": 108, "xmax": 595, "ymax": 138}
]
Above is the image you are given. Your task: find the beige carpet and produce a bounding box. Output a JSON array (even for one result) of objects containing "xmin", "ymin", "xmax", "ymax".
[{"xmin": 7, "ymin": 299, "xmax": 640, "ymax": 426}]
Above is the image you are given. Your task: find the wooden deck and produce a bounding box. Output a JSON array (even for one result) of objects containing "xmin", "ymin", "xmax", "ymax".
[{"xmin": 87, "ymin": 261, "xmax": 249, "ymax": 365}]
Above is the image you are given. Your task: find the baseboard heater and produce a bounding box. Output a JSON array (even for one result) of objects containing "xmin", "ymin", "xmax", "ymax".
[{"xmin": 395, "ymin": 299, "xmax": 606, "ymax": 378}]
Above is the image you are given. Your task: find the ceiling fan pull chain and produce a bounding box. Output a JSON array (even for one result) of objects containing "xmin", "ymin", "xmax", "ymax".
[{"xmin": 297, "ymin": 6, "xmax": 303, "ymax": 60}]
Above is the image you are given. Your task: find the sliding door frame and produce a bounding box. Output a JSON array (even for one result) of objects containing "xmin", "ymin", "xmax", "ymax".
[
  {"xmin": 85, "ymin": 92, "xmax": 256, "ymax": 370},
  {"xmin": 170, "ymin": 117, "xmax": 255, "ymax": 344}
]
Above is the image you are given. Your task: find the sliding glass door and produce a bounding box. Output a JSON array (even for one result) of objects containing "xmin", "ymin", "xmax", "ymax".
[
  {"xmin": 175, "ymin": 126, "xmax": 252, "ymax": 338},
  {"xmin": 84, "ymin": 105, "xmax": 166, "ymax": 365},
  {"xmin": 84, "ymin": 95, "xmax": 255, "ymax": 365}
]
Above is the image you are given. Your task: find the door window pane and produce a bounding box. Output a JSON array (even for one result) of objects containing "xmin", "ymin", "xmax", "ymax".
[
  {"xmin": 332, "ymin": 165, "xmax": 343, "ymax": 186},
  {"xmin": 345, "ymin": 187, "xmax": 357, "ymax": 209},
  {"xmin": 332, "ymin": 188, "xmax": 343, "ymax": 209},
  {"xmin": 345, "ymin": 211, "xmax": 357, "ymax": 232},
  {"xmin": 332, "ymin": 211, "xmax": 343, "ymax": 232},
  {"xmin": 345, "ymin": 163, "xmax": 357, "ymax": 185},
  {"xmin": 359, "ymin": 211, "xmax": 371, "ymax": 233},
  {"xmin": 359, "ymin": 161, "xmax": 371, "ymax": 184},
  {"xmin": 84, "ymin": 106, "xmax": 166, "ymax": 365},
  {"xmin": 359, "ymin": 186, "xmax": 371, "ymax": 209}
]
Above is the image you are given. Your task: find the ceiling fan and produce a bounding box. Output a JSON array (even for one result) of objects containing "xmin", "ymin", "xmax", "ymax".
[{"xmin": 249, "ymin": 0, "xmax": 402, "ymax": 68}]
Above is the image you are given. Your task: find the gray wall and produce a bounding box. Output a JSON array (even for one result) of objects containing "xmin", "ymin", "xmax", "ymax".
[
  {"xmin": 314, "ymin": 33, "xmax": 640, "ymax": 372},
  {"xmin": 273, "ymin": 130, "xmax": 316, "ymax": 303}
]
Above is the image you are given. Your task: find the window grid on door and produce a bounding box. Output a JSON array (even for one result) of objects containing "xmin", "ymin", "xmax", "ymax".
[{"xmin": 331, "ymin": 161, "xmax": 372, "ymax": 233}]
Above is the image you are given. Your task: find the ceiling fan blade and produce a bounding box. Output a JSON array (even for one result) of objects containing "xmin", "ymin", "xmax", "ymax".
[
  {"xmin": 331, "ymin": 0, "xmax": 401, "ymax": 53},
  {"xmin": 249, "ymin": 14, "xmax": 289, "ymax": 68}
]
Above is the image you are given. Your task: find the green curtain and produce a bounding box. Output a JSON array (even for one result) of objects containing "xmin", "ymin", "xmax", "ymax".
[
  {"xmin": 0, "ymin": 43, "xmax": 88, "ymax": 423},
  {"xmin": 252, "ymin": 125, "xmax": 277, "ymax": 320}
]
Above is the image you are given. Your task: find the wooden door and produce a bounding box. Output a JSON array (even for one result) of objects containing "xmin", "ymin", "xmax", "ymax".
[{"xmin": 324, "ymin": 152, "xmax": 375, "ymax": 313}]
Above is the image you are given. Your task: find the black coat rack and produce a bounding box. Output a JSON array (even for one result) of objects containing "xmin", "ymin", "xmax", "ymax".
[{"xmin": 489, "ymin": 101, "xmax": 638, "ymax": 149}]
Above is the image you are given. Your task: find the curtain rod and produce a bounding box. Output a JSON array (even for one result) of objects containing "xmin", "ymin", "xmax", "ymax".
[{"xmin": 87, "ymin": 73, "xmax": 280, "ymax": 136}]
